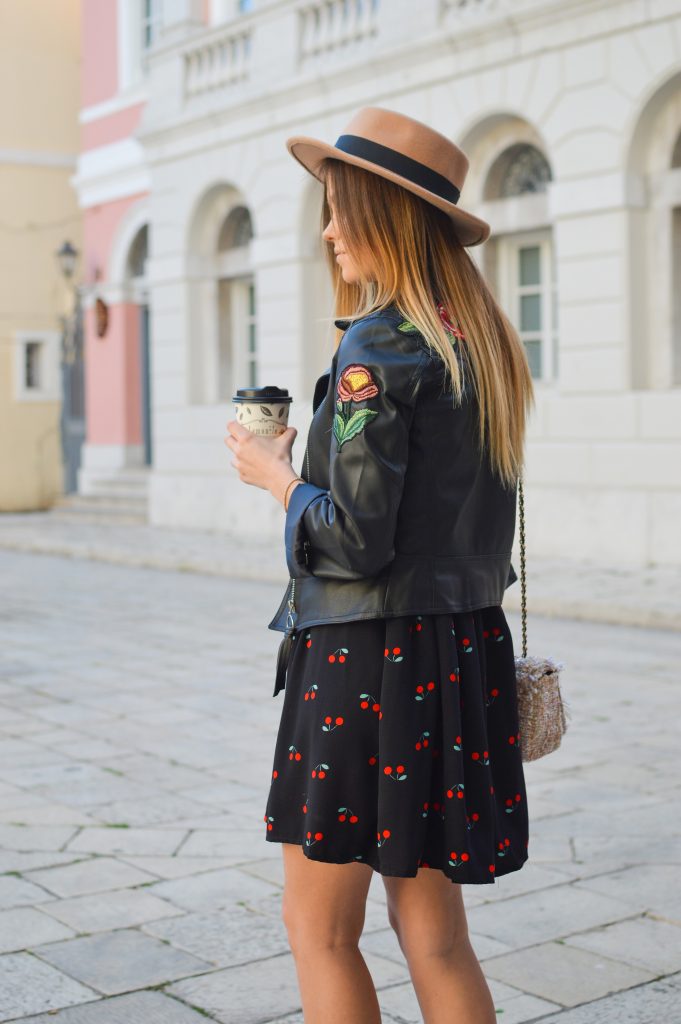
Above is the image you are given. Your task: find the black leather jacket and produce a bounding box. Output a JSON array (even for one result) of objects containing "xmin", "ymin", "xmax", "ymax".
[{"xmin": 268, "ymin": 303, "xmax": 517, "ymax": 653}]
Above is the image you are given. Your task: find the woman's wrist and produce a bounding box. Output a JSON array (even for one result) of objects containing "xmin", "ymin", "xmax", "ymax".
[{"xmin": 272, "ymin": 463, "xmax": 304, "ymax": 509}]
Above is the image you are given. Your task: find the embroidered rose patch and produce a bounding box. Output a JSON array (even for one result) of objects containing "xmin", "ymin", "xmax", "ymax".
[{"xmin": 333, "ymin": 364, "xmax": 380, "ymax": 451}]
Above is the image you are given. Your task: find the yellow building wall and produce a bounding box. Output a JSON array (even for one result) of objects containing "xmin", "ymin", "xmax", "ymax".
[{"xmin": 0, "ymin": 0, "xmax": 82, "ymax": 510}]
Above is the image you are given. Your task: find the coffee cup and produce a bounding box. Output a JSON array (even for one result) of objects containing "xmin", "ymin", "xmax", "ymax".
[{"xmin": 233, "ymin": 386, "xmax": 292, "ymax": 437}]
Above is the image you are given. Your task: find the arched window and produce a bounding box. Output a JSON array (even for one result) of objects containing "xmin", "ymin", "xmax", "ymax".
[
  {"xmin": 672, "ymin": 130, "xmax": 681, "ymax": 384},
  {"xmin": 484, "ymin": 143, "xmax": 556, "ymax": 382},
  {"xmin": 216, "ymin": 205, "xmax": 257, "ymax": 398},
  {"xmin": 126, "ymin": 225, "xmax": 148, "ymax": 282}
]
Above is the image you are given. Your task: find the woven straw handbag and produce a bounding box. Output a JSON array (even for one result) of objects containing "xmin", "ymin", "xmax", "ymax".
[{"xmin": 514, "ymin": 476, "xmax": 570, "ymax": 762}]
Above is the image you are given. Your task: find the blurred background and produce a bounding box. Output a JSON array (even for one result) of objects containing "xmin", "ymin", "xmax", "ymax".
[{"xmin": 2, "ymin": 0, "xmax": 680, "ymax": 567}]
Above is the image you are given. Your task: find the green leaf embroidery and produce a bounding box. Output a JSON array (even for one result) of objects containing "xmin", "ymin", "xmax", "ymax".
[
  {"xmin": 397, "ymin": 319, "xmax": 420, "ymax": 334},
  {"xmin": 332, "ymin": 413, "xmax": 344, "ymax": 447},
  {"xmin": 334, "ymin": 408, "xmax": 379, "ymax": 451}
]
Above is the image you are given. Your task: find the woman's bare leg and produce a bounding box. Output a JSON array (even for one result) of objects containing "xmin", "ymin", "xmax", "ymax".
[
  {"xmin": 281, "ymin": 842, "xmax": 381, "ymax": 1024},
  {"xmin": 383, "ymin": 868, "xmax": 497, "ymax": 1024}
]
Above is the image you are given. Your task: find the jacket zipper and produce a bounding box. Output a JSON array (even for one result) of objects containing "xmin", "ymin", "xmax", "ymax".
[{"xmin": 285, "ymin": 444, "xmax": 310, "ymax": 635}]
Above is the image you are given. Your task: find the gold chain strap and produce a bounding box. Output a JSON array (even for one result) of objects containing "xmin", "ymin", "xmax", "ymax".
[{"xmin": 518, "ymin": 474, "xmax": 527, "ymax": 658}]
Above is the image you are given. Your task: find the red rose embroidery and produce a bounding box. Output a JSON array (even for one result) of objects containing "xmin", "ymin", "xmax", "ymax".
[{"xmin": 337, "ymin": 364, "xmax": 380, "ymax": 402}]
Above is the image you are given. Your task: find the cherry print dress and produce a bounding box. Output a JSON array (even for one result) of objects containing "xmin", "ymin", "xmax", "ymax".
[
  {"xmin": 264, "ymin": 607, "xmax": 529, "ymax": 884},
  {"xmin": 263, "ymin": 304, "xmax": 530, "ymax": 884}
]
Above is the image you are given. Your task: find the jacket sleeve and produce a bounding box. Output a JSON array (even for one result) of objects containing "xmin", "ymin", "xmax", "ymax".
[{"xmin": 285, "ymin": 317, "xmax": 427, "ymax": 580}]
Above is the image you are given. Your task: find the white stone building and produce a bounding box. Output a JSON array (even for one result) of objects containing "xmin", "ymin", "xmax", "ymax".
[{"xmin": 75, "ymin": 0, "xmax": 681, "ymax": 568}]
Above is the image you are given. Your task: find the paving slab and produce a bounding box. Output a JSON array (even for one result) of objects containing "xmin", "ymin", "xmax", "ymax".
[
  {"xmin": 564, "ymin": 914, "xmax": 681, "ymax": 976},
  {"xmin": 142, "ymin": 904, "xmax": 291, "ymax": 967},
  {"xmin": 38, "ymin": 886, "xmax": 184, "ymax": 933},
  {"xmin": 464, "ymin": 883, "xmax": 637, "ymax": 949},
  {"xmin": 167, "ymin": 954, "xmax": 305, "ymax": 1024},
  {"xmin": 0, "ymin": 952, "xmax": 97, "ymax": 1020},
  {"xmin": 483, "ymin": 940, "xmax": 656, "ymax": 1007},
  {"xmin": 64, "ymin": 825, "xmax": 188, "ymax": 856},
  {"xmin": 0, "ymin": 907, "xmax": 75, "ymax": 953},
  {"xmin": 24, "ymin": 855, "xmax": 158, "ymax": 898},
  {"xmin": 32, "ymin": 929, "xmax": 211, "ymax": 996},
  {"xmin": 534, "ymin": 969, "xmax": 681, "ymax": 1023},
  {"xmin": 147, "ymin": 865, "xmax": 281, "ymax": 913},
  {"xmin": 13, "ymin": 990, "xmax": 217, "ymax": 1023}
]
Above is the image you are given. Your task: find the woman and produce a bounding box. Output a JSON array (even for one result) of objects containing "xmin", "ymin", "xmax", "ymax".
[{"xmin": 225, "ymin": 107, "xmax": 535, "ymax": 1024}]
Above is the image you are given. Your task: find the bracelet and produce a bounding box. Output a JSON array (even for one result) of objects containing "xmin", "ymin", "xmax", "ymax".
[{"xmin": 283, "ymin": 476, "xmax": 304, "ymax": 511}]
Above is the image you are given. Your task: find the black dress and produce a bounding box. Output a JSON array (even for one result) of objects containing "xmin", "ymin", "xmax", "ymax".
[{"xmin": 263, "ymin": 604, "xmax": 529, "ymax": 884}]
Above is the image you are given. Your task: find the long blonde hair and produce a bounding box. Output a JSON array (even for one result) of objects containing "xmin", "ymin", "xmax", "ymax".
[{"xmin": 318, "ymin": 157, "xmax": 535, "ymax": 490}]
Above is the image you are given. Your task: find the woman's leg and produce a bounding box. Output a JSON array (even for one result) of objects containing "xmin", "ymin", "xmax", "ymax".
[
  {"xmin": 281, "ymin": 842, "xmax": 381, "ymax": 1024},
  {"xmin": 382, "ymin": 868, "xmax": 497, "ymax": 1024}
]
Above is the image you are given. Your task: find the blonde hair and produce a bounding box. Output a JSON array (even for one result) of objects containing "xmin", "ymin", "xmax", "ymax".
[{"xmin": 319, "ymin": 157, "xmax": 535, "ymax": 489}]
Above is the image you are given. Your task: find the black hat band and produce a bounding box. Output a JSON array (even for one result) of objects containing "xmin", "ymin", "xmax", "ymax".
[{"xmin": 333, "ymin": 134, "xmax": 461, "ymax": 205}]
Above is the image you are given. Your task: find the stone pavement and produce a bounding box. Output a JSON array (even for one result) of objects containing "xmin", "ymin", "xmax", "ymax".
[
  {"xmin": 0, "ymin": 545, "xmax": 680, "ymax": 1023},
  {"xmin": 0, "ymin": 510, "xmax": 680, "ymax": 631}
]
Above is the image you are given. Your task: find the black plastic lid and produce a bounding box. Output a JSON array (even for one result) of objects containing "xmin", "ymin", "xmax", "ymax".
[{"xmin": 233, "ymin": 386, "xmax": 291, "ymax": 402}]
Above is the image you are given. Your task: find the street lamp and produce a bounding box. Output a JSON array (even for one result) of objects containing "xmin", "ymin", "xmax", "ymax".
[
  {"xmin": 56, "ymin": 240, "xmax": 79, "ymax": 281},
  {"xmin": 55, "ymin": 240, "xmax": 85, "ymax": 494}
]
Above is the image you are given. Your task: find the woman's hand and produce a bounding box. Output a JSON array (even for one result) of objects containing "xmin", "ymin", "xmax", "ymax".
[{"xmin": 224, "ymin": 419, "xmax": 301, "ymax": 504}]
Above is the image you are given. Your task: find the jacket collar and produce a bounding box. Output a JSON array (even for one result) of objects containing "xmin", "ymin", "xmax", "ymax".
[{"xmin": 333, "ymin": 302, "xmax": 400, "ymax": 332}]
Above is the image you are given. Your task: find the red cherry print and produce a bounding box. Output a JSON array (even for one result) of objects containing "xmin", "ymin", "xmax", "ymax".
[
  {"xmin": 472, "ymin": 751, "xmax": 479, "ymax": 760},
  {"xmin": 462, "ymin": 852, "xmax": 470, "ymax": 862},
  {"xmin": 446, "ymin": 789, "xmax": 453, "ymax": 798},
  {"xmin": 393, "ymin": 647, "xmax": 401, "ymax": 655},
  {"xmin": 272, "ymin": 770, "xmax": 278, "ymax": 778},
  {"xmin": 489, "ymin": 864, "xmax": 495, "ymax": 873},
  {"xmin": 455, "ymin": 735, "xmax": 462, "ymax": 744},
  {"xmin": 304, "ymin": 693, "xmax": 309, "ymax": 701},
  {"xmin": 318, "ymin": 770, "xmax": 326, "ymax": 779},
  {"xmin": 472, "ymin": 812, "xmax": 479, "ymax": 821},
  {"xmin": 360, "ymin": 700, "xmax": 369, "ymax": 709},
  {"xmin": 384, "ymin": 765, "xmax": 392, "ymax": 775},
  {"xmin": 295, "ymin": 752, "xmax": 301, "ymax": 761},
  {"xmin": 335, "ymin": 716, "xmax": 343, "ymax": 725},
  {"xmin": 383, "ymin": 829, "xmax": 391, "ymax": 838},
  {"xmin": 505, "ymin": 838, "xmax": 510, "ymax": 846},
  {"xmin": 311, "ymin": 769, "xmax": 316, "ymax": 778},
  {"xmin": 416, "ymin": 623, "xmax": 422, "ymax": 631},
  {"xmin": 315, "ymin": 832, "xmax": 323, "ymax": 840},
  {"xmin": 415, "ymin": 742, "xmax": 422, "ymax": 750},
  {"xmin": 379, "ymin": 711, "xmax": 383, "ymax": 719},
  {"xmin": 506, "ymin": 798, "xmax": 513, "ymax": 807},
  {"xmin": 492, "ymin": 627, "xmax": 501, "ymax": 636},
  {"xmin": 384, "ymin": 648, "xmax": 389, "ymax": 657},
  {"xmin": 339, "ymin": 655, "xmax": 346, "ymax": 663},
  {"xmin": 427, "ymin": 681, "xmax": 435, "ymax": 691},
  {"xmin": 450, "ymin": 850, "xmax": 457, "ymax": 859},
  {"xmin": 307, "ymin": 831, "xmax": 312, "ymax": 839},
  {"xmin": 516, "ymin": 793, "xmax": 521, "ymax": 802},
  {"xmin": 306, "ymin": 639, "xmax": 312, "ymax": 648},
  {"xmin": 338, "ymin": 813, "xmax": 346, "ymax": 821},
  {"xmin": 372, "ymin": 703, "xmax": 380, "ymax": 712},
  {"xmin": 458, "ymin": 791, "xmax": 464, "ymax": 799},
  {"xmin": 396, "ymin": 764, "xmax": 404, "ymax": 773},
  {"xmin": 483, "ymin": 750, "xmax": 488, "ymax": 759},
  {"xmin": 463, "ymin": 637, "xmax": 470, "ymax": 645},
  {"xmin": 325, "ymin": 716, "xmax": 332, "ymax": 724},
  {"xmin": 350, "ymin": 815, "xmax": 358, "ymax": 823},
  {"xmin": 509, "ymin": 735, "xmax": 516, "ymax": 744},
  {"xmin": 302, "ymin": 804, "xmax": 307, "ymax": 813},
  {"xmin": 328, "ymin": 654, "xmax": 336, "ymax": 663},
  {"xmin": 491, "ymin": 688, "xmax": 499, "ymax": 697},
  {"xmin": 368, "ymin": 755, "xmax": 377, "ymax": 765},
  {"xmin": 416, "ymin": 684, "xmax": 424, "ymax": 693},
  {"xmin": 288, "ymin": 752, "xmax": 293, "ymax": 760}
]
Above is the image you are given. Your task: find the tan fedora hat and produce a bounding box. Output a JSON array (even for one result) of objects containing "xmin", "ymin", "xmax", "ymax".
[{"xmin": 286, "ymin": 106, "xmax": 490, "ymax": 247}]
